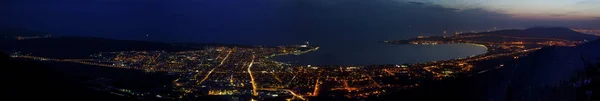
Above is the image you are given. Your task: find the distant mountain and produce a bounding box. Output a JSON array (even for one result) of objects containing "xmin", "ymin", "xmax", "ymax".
[
  {"xmin": 0, "ymin": 36, "xmax": 197, "ymax": 58},
  {"xmin": 477, "ymin": 27, "xmax": 598, "ymax": 41},
  {"xmin": 0, "ymin": 28, "xmax": 48, "ymax": 37},
  {"xmin": 391, "ymin": 27, "xmax": 599, "ymax": 44}
]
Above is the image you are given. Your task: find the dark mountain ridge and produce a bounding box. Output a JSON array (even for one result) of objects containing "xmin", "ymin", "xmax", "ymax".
[
  {"xmin": 0, "ymin": 36, "xmax": 196, "ymax": 58},
  {"xmin": 391, "ymin": 27, "xmax": 598, "ymax": 44},
  {"xmin": 477, "ymin": 27, "xmax": 598, "ymax": 41},
  {"xmin": 0, "ymin": 28, "xmax": 48, "ymax": 37},
  {"xmin": 0, "ymin": 36, "xmax": 270, "ymax": 58}
]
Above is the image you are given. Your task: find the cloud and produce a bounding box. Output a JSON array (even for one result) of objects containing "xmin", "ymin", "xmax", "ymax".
[
  {"xmin": 407, "ymin": 1, "xmax": 425, "ymax": 5},
  {"xmin": 550, "ymin": 14, "xmax": 567, "ymax": 17},
  {"xmin": 443, "ymin": 8, "xmax": 460, "ymax": 11},
  {"xmin": 577, "ymin": 0, "xmax": 600, "ymax": 4}
]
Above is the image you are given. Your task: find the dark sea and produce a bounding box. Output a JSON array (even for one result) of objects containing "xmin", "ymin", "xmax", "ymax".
[{"xmin": 273, "ymin": 42, "xmax": 487, "ymax": 65}]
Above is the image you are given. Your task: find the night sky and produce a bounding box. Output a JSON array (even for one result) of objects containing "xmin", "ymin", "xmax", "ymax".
[{"xmin": 1, "ymin": 0, "xmax": 599, "ymax": 45}]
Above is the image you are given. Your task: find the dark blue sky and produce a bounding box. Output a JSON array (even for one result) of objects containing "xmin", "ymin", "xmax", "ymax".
[{"xmin": 2, "ymin": 0, "xmax": 599, "ymax": 45}]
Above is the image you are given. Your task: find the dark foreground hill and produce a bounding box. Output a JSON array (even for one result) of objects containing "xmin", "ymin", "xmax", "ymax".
[
  {"xmin": 369, "ymin": 39, "xmax": 600, "ymax": 101},
  {"xmin": 0, "ymin": 53, "xmax": 142, "ymax": 101},
  {"xmin": 503, "ymin": 39, "xmax": 600, "ymax": 100}
]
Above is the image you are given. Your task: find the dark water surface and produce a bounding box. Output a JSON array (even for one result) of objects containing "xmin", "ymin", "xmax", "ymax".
[{"xmin": 274, "ymin": 42, "xmax": 487, "ymax": 65}]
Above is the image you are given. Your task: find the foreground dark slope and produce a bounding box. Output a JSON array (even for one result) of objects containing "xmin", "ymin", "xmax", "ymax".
[
  {"xmin": 503, "ymin": 39, "xmax": 600, "ymax": 100},
  {"xmin": 0, "ymin": 53, "xmax": 142, "ymax": 101},
  {"xmin": 370, "ymin": 30, "xmax": 599, "ymax": 101}
]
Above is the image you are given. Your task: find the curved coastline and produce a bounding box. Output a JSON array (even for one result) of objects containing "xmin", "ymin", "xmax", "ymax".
[{"xmin": 266, "ymin": 47, "xmax": 320, "ymax": 59}]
